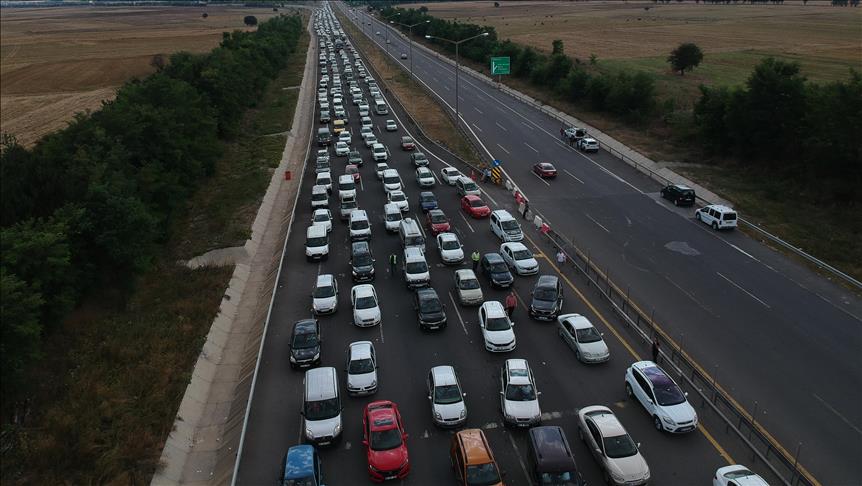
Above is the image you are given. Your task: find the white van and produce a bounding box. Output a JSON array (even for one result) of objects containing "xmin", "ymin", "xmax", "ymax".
[
  {"xmin": 695, "ymin": 204, "xmax": 738, "ymax": 230},
  {"xmin": 490, "ymin": 209, "xmax": 524, "ymax": 242},
  {"xmin": 381, "ymin": 168, "xmax": 402, "ymax": 193},
  {"xmin": 384, "ymin": 203, "xmax": 403, "ymax": 232},
  {"xmin": 399, "ymin": 218, "xmax": 425, "ymax": 253},
  {"xmin": 455, "ymin": 176, "xmax": 480, "ymax": 197},
  {"xmin": 403, "ymin": 247, "xmax": 431, "ymax": 288},
  {"xmin": 302, "ymin": 367, "xmax": 342, "ymax": 445},
  {"xmin": 349, "ymin": 209, "xmax": 372, "ymax": 241},
  {"xmin": 374, "ymin": 99, "xmax": 389, "ymax": 115},
  {"xmin": 311, "ymin": 185, "xmax": 329, "ymax": 209},
  {"xmin": 372, "ymin": 143, "xmax": 389, "ymax": 162},
  {"xmin": 337, "ymin": 174, "xmax": 356, "ymax": 200},
  {"xmin": 316, "ymin": 171, "xmax": 332, "ymax": 192},
  {"xmin": 305, "ymin": 224, "xmax": 329, "ymax": 261}
]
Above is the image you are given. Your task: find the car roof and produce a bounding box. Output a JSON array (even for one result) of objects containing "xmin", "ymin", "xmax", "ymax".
[
  {"xmin": 304, "ymin": 366, "xmax": 337, "ymax": 401},
  {"xmin": 583, "ymin": 406, "xmax": 627, "ymax": 437},
  {"xmin": 560, "ymin": 313, "xmax": 593, "ymax": 330},
  {"xmin": 366, "ymin": 400, "xmax": 398, "ymax": 431},
  {"xmin": 633, "ymin": 361, "xmax": 677, "ymax": 387},
  {"xmin": 463, "ymin": 194, "xmax": 481, "ymax": 201},
  {"xmin": 416, "ymin": 287, "xmax": 439, "ymax": 300},
  {"xmin": 455, "ymin": 269, "xmax": 477, "ymax": 279},
  {"xmin": 669, "ymin": 183, "xmax": 693, "ymax": 191},
  {"xmin": 404, "ymin": 246, "xmax": 424, "ymax": 259},
  {"xmin": 316, "ymin": 274, "xmax": 334, "ymax": 286},
  {"xmin": 349, "ymin": 340, "xmax": 373, "ymax": 359},
  {"xmin": 457, "ymin": 176, "xmax": 474, "ymax": 183},
  {"xmin": 482, "ymin": 300, "xmax": 506, "ymax": 316},
  {"xmin": 456, "ymin": 429, "xmax": 494, "ymax": 465},
  {"xmin": 529, "ymin": 426, "xmax": 576, "ymax": 472},
  {"xmin": 382, "ymin": 168, "xmax": 398, "ymax": 176},
  {"xmin": 538, "ymin": 162, "xmax": 555, "ymax": 168},
  {"xmin": 284, "ymin": 445, "xmax": 315, "ymax": 480},
  {"xmin": 431, "ymin": 365, "xmax": 457, "ymax": 385},
  {"xmin": 351, "ymin": 240, "xmax": 370, "ymax": 252},
  {"xmin": 352, "ymin": 284, "xmax": 375, "ymax": 297},
  {"xmin": 536, "ymin": 275, "xmax": 558, "ymax": 288},
  {"xmin": 483, "ymin": 253, "xmax": 505, "ymax": 263},
  {"xmin": 420, "ymin": 191, "xmax": 435, "ymax": 197},
  {"xmin": 491, "ymin": 209, "xmax": 514, "ymax": 219},
  {"xmin": 501, "ymin": 242, "xmax": 528, "ymax": 251},
  {"xmin": 428, "ymin": 209, "xmax": 445, "ymax": 217},
  {"xmin": 705, "ymin": 204, "xmax": 735, "ymax": 213},
  {"xmin": 293, "ymin": 319, "xmax": 317, "ymax": 334},
  {"xmin": 384, "ymin": 203, "xmax": 400, "ymax": 212},
  {"xmin": 439, "ymin": 232, "xmax": 457, "ymax": 241},
  {"xmin": 505, "ymin": 359, "xmax": 531, "ymax": 383}
]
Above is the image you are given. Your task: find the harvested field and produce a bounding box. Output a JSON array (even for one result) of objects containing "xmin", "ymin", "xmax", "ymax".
[{"xmin": 1, "ymin": 6, "xmax": 284, "ymax": 146}]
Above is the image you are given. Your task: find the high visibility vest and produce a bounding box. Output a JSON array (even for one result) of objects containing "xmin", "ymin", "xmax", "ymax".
[{"xmin": 471, "ymin": 252, "xmax": 480, "ymax": 262}]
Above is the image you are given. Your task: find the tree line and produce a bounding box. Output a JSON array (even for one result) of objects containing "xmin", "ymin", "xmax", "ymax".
[
  {"xmin": 0, "ymin": 14, "xmax": 303, "ymax": 401},
  {"xmin": 375, "ymin": 6, "xmax": 860, "ymax": 203}
]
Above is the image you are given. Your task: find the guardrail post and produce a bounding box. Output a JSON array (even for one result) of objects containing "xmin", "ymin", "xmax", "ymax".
[
  {"xmin": 792, "ymin": 442, "xmax": 802, "ymax": 485},
  {"xmin": 749, "ymin": 401, "xmax": 758, "ymax": 440}
]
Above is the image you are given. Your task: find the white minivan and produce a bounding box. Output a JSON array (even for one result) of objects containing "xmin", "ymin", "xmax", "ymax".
[
  {"xmin": 311, "ymin": 184, "xmax": 329, "ymax": 208},
  {"xmin": 302, "ymin": 367, "xmax": 343, "ymax": 445},
  {"xmin": 349, "ymin": 209, "xmax": 372, "ymax": 241},
  {"xmin": 337, "ymin": 174, "xmax": 356, "ymax": 200},
  {"xmin": 695, "ymin": 204, "xmax": 738, "ymax": 230},
  {"xmin": 374, "ymin": 99, "xmax": 388, "ymax": 115},
  {"xmin": 399, "ymin": 218, "xmax": 425, "ymax": 253},
  {"xmin": 490, "ymin": 209, "xmax": 524, "ymax": 242},
  {"xmin": 381, "ymin": 168, "xmax": 402, "ymax": 193},
  {"xmin": 403, "ymin": 247, "xmax": 430, "ymax": 288},
  {"xmin": 455, "ymin": 177, "xmax": 480, "ymax": 197},
  {"xmin": 305, "ymin": 224, "xmax": 329, "ymax": 261},
  {"xmin": 383, "ymin": 203, "xmax": 403, "ymax": 232}
]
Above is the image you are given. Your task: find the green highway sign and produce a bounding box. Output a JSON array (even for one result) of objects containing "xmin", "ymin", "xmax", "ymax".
[{"xmin": 491, "ymin": 56, "xmax": 510, "ymax": 75}]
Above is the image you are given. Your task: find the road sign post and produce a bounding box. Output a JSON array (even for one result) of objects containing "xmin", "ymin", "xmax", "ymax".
[{"xmin": 491, "ymin": 56, "xmax": 510, "ymax": 84}]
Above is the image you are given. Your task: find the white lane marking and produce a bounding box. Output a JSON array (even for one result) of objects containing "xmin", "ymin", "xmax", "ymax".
[
  {"xmin": 297, "ymin": 415, "xmax": 304, "ymax": 444},
  {"xmin": 459, "ymin": 96, "xmax": 465, "ymax": 102},
  {"xmin": 479, "ymin": 187, "xmax": 498, "ymax": 207},
  {"xmin": 495, "ymin": 121, "xmax": 508, "ymax": 132},
  {"xmin": 540, "ymin": 411, "xmax": 564, "ymax": 421},
  {"xmin": 432, "ymin": 76, "xmax": 439, "ymax": 83},
  {"xmin": 524, "ymin": 142, "xmax": 539, "ymax": 153},
  {"xmin": 432, "ymin": 170, "xmax": 442, "ymax": 185},
  {"xmin": 521, "ymin": 121, "xmax": 534, "ymax": 130},
  {"xmin": 496, "ymin": 143, "xmax": 510, "ymax": 155},
  {"xmin": 444, "ymin": 85, "xmax": 450, "ymax": 91},
  {"xmin": 585, "ymin": 213, "xmax": 610, "ymax": 233},
  {"xmin": 360, "ymin": 176, "xmax": 365, "ymax": 191},
  {"xmin": 415, "ymin": 213, "xmax": 427, "ymax": 239},
  {"xmin": 729, "ymin": 242, "xmax": 760, "ymax": 262},
  {"xmin": 507, "ymin": 432, "xmax": 532, "ymax": 485},
  {"xmin": 563, "ymin": 169, "xmax": 584, "ymax": 184},
  {"xmin": 813, "ymin": 393, "xmax": 862, "ymax": 436},
  {"xmin": 472, "ymin": 123, "xmax": 483, "ymax": 133},
  {"xmin": 448, "ymin": 292, "xmax": 469, "ymax": 336},
  {"xmin": 531, "ymin": 171, "xmax": 551, "ymax": 187},
  {"xmin": 474, "ymin": 106, "xmax": 483, "ymax": 114},
  {"xmin": 458, "ymin": 211, "xmax": 476, "ymax": 232},
  {"xmin": 716, "ymin": 272, "xmax": 771, "ymax": 309},
  {"xmin": 379, "ymin": 317, "xmax": 385, "ymax": 343},
  {"xmin": 481, "ymin": 422, "xmax": 499, "ymax": 430}
]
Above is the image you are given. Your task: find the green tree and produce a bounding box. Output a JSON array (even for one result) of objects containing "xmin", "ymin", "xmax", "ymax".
[
  {"xmin": 0, "ymin": 271, "xmax": 44, "ymax": 397},
  {"xmin": 514, "ymin": 46, "xmax": 538, "ymax": 77},
  {"xmin": 667, "ymin": 42, "xmax": 704, "ymax": 75},
  {"xmin": 244, "ymin": 15, "xmax": 258, "ymax": 27},
  {"xmin": 552, "ymin": 39, "xmax": 564, "ymax": 56}
]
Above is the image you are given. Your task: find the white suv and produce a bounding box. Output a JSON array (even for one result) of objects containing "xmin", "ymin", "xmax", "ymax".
[
  {"xmin": 372, "ymin": 143, "xmax": 389, "ymax": 161},
  {"xmin": 312, "ymin": 273, "xmax": 338, "ymax": 315},
  {"xmin": 403, "ymin": 247, "xmax": 430, "ymax": 288},
  {"xmin": 625, "ymin": 361, "xmax": 698, "ymax": 433},
  {"xmin": 499, "ymin": 359, "xmax": 541, "ymax": 427},
  {"xmin": 577, "ymin": 405, "xmax": 650, "ymax": 486},
  {"xmin": 427, "ymin": 365, "xmax": 467, "ymax": 427},
  {"xmin": 695, "ymin": 204, "xmax": 738, "ymax": 230},
  {"xmin": 349, "ymin": 210, "xmax": 372, "ymax": 241},
  {"xmin": 478, "ymin": 301, "xmax": 516, "ymax": 352},
  {"xmin": 351, "ymin": 284, "xmax": 381, "ymax": 327}
]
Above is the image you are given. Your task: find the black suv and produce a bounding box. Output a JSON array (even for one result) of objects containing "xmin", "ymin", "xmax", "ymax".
[
  {"xmin": 351, "ymin": 241, "xmax": 375, "ymax": 282},
  {"xmin": 480, "ymin": 253, "xmax": 514, "ymax": 288},
  {"xmin": 529, "ymin": 275, "xmax": 563, "ymax": 321},
  {"xmin": 410, "ymin": 152, "xmax": 429, "ymax": 167},
  {"xmin": 660, "ymin": 184, "xmax": 695, "ymax": 206},
  {"xmin": 414, "ymin": 287, "xmax": 447, "ymax": 330},
  {"xmin": 289, "ymin": 319, "xmax": 321, "ymax": 369}
]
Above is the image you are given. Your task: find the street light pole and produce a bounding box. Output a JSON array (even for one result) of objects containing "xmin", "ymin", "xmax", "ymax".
[
  {"xmin": 425, "ymin": 32, "xmax": 489, "ymax": 124},
  {"xmin": 391, "ymin": 20, "xmax": 430, "ymax": 81},
  {"xmin": 381, "ymin": 11, "xmax": 400, "ymax": 54}
]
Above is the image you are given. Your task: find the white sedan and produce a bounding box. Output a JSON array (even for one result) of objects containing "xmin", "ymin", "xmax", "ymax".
[
  {"xmin": 335, "ymin": 141, "xmax": 350, "ymax": 157},
  {"xmin": 364, "ymin": 133, "xmax": 378, "ymax": 148},
  {"xmin": 311, "ymin": 208, "xmax": 332, "ymax": 233},
  {"xmin": 312, "ymin": 273, "xmax": 338, "ymax": 315},
  {"xmin": 416, "ymin": 167, "xmax": 435, "ymax": 188},
  {"xmin": 351, "ymin": 284, "xmax": 381, "ymax": 327},
  {"xmin": 577, "ymin": 406, "xmax": 650, "ymax": 486},
  {"xmin": 360, "ymin": 126, "xmax": 374, "ymax": 140},
  {"xmin": 478, "ymin": 301, "xmax": 516, "ymax": 352},
  {"xmin": 454, "ymin": 269, "xmax": 483, "ymax": 306},
  {"xmin": 387, "ymin": 190, "xmax": 409, "ymax": 212},
  {"xmin": 440, "ymin": 167, "xmax": 463, "ymax": 186},
  {"xmin": 499, "ymin": 242, "xmax": 539, "ymax": 276},
  {"xmin": 346, "ymin": 341, "xmax": 378, "ymax": 396},
  {"xmin": 385, "ymin": 119, "xmax": 398, "ymax": 131},
  {"xmin": 713, "ymin": 465, "xmax": 769, "ymax": 486},
  {"xmin": 338, "ymin": 130, "xmax": 352, "ymax": 145},
  {"xmin": 436, "ymin": 232, "xmax": 464, "ymax": 265},
  {"xmin": 557, "ymin": 313, "xmax": 610, "ymax": 363},
  {"xmin": 500, "ymin": 359, "xmax": 541, "ymax": 426},
  {"xmin": 375, "ymin": 162, "xmax": 389, "ymax": 180}
]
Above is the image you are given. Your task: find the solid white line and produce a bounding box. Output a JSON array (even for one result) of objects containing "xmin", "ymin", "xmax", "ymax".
[
  {"xmin": 507, "ymin": 432, "xmax": 532, "ymax": 485},
  {"xmin": 472, "ymin": 123, "xmax": 483, "ymax": 133},
  {"xmin": 716, "ymin": 272, "xmax": 771, "ymax": 309},
  {"xmin": 474, "ymin": 106, "xmax": 483, "ymax": 114},
  {"xmin": 379, "ymin": 317, "xmax": 384, "ymax": 343},
  {"xmin": 813, "ymin": 393, "xmax": 862, "ymax": 436},
  {"xmin": 563, "ymin": 169, "xmax": 584, "ymax": 184},
  {"xmin": 586, "ymin": 213, "xmax": 610, "ymax": 233},
  {"xmin": 479, "ymin": 188, "xmax": 498, "ymax": 207},
  {"xmin": 531, "ymin": 171, "xmax": 551, "ymax": 187},
  {"xmin": 448, "ymin": 292, "xmax": 469, "ymax": 336},
  {"xmin": 495, "ymin": 122, "xmax": 508, "ymax": 132},
  {"xmin": 444, "ymin": 85, "xmax": 450, "ymax": 91},
  {"xmin": 458, "ymin": 211, "xmax": 476, "ymax": 232},
  {"xmin": 415, "ymin": 213, "xmax": 427, "ymax": 239},
  {"xmin": 524, "ymin": 142, "xmax": 539, "ymax": 153},
  {"xmin": 729, "ymin": 242, "xmax": 760, "ymax": 262},
  {"xmin": 496, "ymin": 143, "xmax": 510, "ymax": 155},
  {"xmin": 521, "ymin": 121, "xmax": 535, "ymax": 130}
]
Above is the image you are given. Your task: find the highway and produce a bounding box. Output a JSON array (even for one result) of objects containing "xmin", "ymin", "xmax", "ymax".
[
  {"xmin": 338, "ymin": 4, "xmax": 862, "ymax": 485},
  {"xmin": 234, "ymin": 6, "xmax": 735, "ymax": 485}
]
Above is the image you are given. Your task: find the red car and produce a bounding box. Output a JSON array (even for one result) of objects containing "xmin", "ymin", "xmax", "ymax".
[
  {"xmin": 460, "ymin": 195, "xmax": 491, "ymax": 218},
  {"xmin": 400, "ymin": 136, "xmax": 416, "ymax": 151},
  {"xmin": 345, "ymin": 164, "xmax": 361, "ymax": 183},
  {"xmin": 426, "ymin": 209, "xmax": 451, "ymax": 235},
  {"xmin": 532, "ymin": 162, "xmax": 557, "ymax": 178},
  {"xmin": 363, "ymin": 400, "xmax": 410, "ymax": 482}
]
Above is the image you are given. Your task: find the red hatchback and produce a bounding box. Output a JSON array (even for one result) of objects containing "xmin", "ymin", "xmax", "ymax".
[
  {"xmin": 461, "ymin": 195, "xmax": 491, "ymax": 218},
  {"xmin": 346, "ymin": 164, "xmax": 361, "ymax": 183},
  {"xmin": 426, "ymin": 209, "xmax": 451, "ymax": 235},
  {"xmin": 363, "ymin": 401, "xmax": 410, "ymax": 482},
  {"xmin": 401, "ymin": 136, "xmax": 416, "ymax": 151},
  {"xmin": 532, "ymin": 162, "xmax": 557, "ymax": 178}
]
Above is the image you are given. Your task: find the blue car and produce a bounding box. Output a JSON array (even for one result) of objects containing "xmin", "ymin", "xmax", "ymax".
[
  {"xmin": 282, "ymin": 444, "xmax": 324, "ymax": 486},
  {"xmin": 418, "ymin": 191, "xmax": 438, "ymax": 212}
]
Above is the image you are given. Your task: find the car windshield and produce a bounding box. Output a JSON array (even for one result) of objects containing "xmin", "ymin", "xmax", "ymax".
[
  {"xmin": 576, "ymin": 327, "xmax": 603, "ymax": 343},
  {"xmin": 283, "ymin": 477, "xmax": 315, "ymax": 486},
  {"xmin": 351, "ymin": 220, "xmax": 369, "ymax": 230},
  {"xmin": 415, "ymin": 154, "xmax": 426, "ymax": 161},
  {"xmin": 370, "ymin": 428, "xmax": 402, "ymax": 451},
  {"xmin": 313, "ymin": 214, "xmax": 329, "ymax": 223},
  {"xmin": 390, "ymin": 193, "xmax": 405, "ymax": 202},
  {"xmin": 430, "ymin": 213, "xmax": 446, "ymax": 224},
  {"xmin": 348, "ymin": 357, "xmax": 374, "ymax": 374},
  {"xmin": 420, "ymin": 194, "xmax": 435, "ymax": 203},
  {"xmin": 313, "ymin": 285, "xmax": 335, "ymax": 298},
  {"xmin": 534, "ymin": 288, "xmax": 557, "ymax": 302},
  {"xmin": 419, "ymin": 296, "xmax": 442, "ymax": 313},
  {"xmin": 311, "ymin": 192, "xmax": 327, "ymax": 201},
  {"xmin": 505, "ymin": 383, "xmax": 536, "ymax": 401},
  {"xmin": 406, "ymin": 261, "xmax": 428, "ymax": 274},
  {"xmin": 339, "ymin": 182, "xmax": 355, "ymax": 190},
  {"xmin": 501, "ymin": 220, "xmax": 520, "ymax": 231},
  {"xmin": 406, "ymin": 235, "xmax": 425, "ymax": 247},
  {"xmin": 355, "ymin": 296, "xmax": 377, "ymax": 310},
  {"xmin": 341, "ymin": 201, "xmax": 356, "ymax": 210},
  {"xmin": 489, "ymin": 262, "xmax": 509, "ymax": 273},
  {"xmin": 485, "ymin": 316, "xmax": 511, "ymax": 331},
  {"xmin": 465, "ymin": 463, "xmax": 501, "ymax": 486},
  {"xmin": 513, "ymin": 249, "xmax": 532, "ymax": 260},
  {"xmin": 307, "ymin": 236, "xmax": 327, "ymax": 247},
  {"xmin": 434, "ymin": 384, "xmax": 462, "ymax": 404},
  {"xmin": 441, "ymin": 239, "xmax": 460, "ymax": 250},
  {"xmin": 459, "ymin": 277, "xmax": 479, "ymax": 290},
  {"xmin": 292, "ymin": 331, "xmax": 318, "ymax": 349},
  {"xmin": 654, "ymin": 381, "xmax": 687, "ymax": 406},
  {"xmin": 386, "ymin": 212, "xmax": 402, "ymax": 222},
  {"xmin": 384, "ymin": 176, "xmax": 399, "ymax": 184},
  {"xmin": 470, "ymin": 199, "xmax": 485, "ymax": 208},
  {"xmin": 603, "ymin": 433, "xmax": 639, "ymax": 459},
  {"xmin": 304, "ymin": 397, "xmax": 340, "ymax": 421},
  {"xmin": 463, "ymin": 182, "xmax": 478, "ymax": 190},
  {"xmin": 353, "ymin": 253, "xmax": 372, "ymax": 267},
  {"xmin": 538, "ymin": 472, "xmax": 578, "ymax": 485}
]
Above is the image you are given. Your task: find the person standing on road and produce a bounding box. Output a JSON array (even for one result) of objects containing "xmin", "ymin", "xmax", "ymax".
[
  {"xmin": 560, "ymin": 127, "xmax": 565, "ymax": 140},
  {"xmin": 471, "ymin": 251, "xmax": 481, "ymax": 271},
  {"xmin": 555, "ymin": 248, "xmax": 566, "ymax": 266},
  {"xmin": 651, "ymin": 338, "xmax": 661, "ymax": 363},
  {"xmin": 522, "ymin": 201, "xmax": 530, "ymax": 220},
  {"xmin": 389, "ymin": 253, "xmax": 398, "ymax": 276},
  {"xmin": 505, "ymin": 291, "xmax": 517, "ymax": 317}
]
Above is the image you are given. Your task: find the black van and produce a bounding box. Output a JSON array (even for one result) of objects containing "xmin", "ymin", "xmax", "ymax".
[
  {"xmin": 317, "ymin": 127, "xmax": 332, "ymax": 147},
  {"xmin": 528, "ymin": 426, "xmax": 585, "ymax": 486}
]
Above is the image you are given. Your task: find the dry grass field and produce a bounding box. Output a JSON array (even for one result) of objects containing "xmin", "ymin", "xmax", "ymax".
[{"xmin": 1, "ymin": 6, "xmax": 283, "ymax": 146}]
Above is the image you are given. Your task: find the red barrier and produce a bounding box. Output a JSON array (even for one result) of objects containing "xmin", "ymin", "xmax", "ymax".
[
  {"xmin": 540, "ymin": 223, "xmax": 550, "ymax": 234},
  {"xmin": 285, "ymin": 170, "xmax": 292, "ymax": 180}
]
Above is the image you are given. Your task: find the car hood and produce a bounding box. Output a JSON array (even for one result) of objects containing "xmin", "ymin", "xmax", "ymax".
[
  {"xmin": 515, "ymin": 258, "xmax": 538, "ymax": 270},
  {"xmin": 579, "ymin": 340, "xmax": 609, "ymax": 357},
  {"xmin": 490, "ymin": 271, "xmax": 513, "ymax": 283},
  {"xmin": 354, "ymin": 307, "xmax": 380, "ymax": 321},
  {"xmin": 420, "ymin": 201, "xmax": 437, "ymax": 209},
  {"xmin": 368, "ymin": 444, "xmax": 408, "ymax": 471},
  {"xmin": 484, "ymin": 328, "xmax": 515, "ymax": 344},
  {"xmin": 503, "ymin": 398, "xmax": 540, "ymax": 419},
  {"xmin": 419, "ymin": 309, "xmax": 445, "ymax": 322},
  {"xmin": 306, "ymin": 415, "xmax": 341, "ymax": 438},
  {"xmin": 313, "ymin": 296, "xmax": 337, "ymax": 310},
  {"xmin": 530, "ymin": 298, "xmax": 557, "ymax": 311},
  {"xmin": 459, "ymin": 288, "xmax": 483, "ymax": 300},
  {"xmin": 434, "ymin": 401, "xmax": 466, "ymax": 421},
  {"xmin": 608, "ymin": 453, "xmax": 650, "ymax": 482},
  {"xmin": 353, "ymin": 263, "xmax": 374, "ymax": 273},
  {"xmin": 347, "ymin": 370, "xmax": 376, "ymax": 389},
  {"xmin": 441, "ymin": 248, "xmax": 464, "ymax": 260},
  {"xmin": 292, "ymin": 345, "xmax": 320, "ymax": 360},
  {"xmin": 473, "ymin": 206, "xmax": 491, "ymax": 215},
  {"xmin": 660, "ymin": 401, "xmax": 697, "ymax": 424}
]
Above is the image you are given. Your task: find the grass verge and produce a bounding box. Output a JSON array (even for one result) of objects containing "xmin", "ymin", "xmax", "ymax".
[
  {"xmin": 0, "ymin": 23, "xmax": 310, "ymax": 485},
  {"xmin": 338, "ymin": 11, "xmax": 484, "ymax": 168}
]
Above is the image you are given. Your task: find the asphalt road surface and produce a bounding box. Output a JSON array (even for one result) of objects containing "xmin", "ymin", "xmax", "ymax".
[
  {"xmin": 234, "ymin": 8, "xmax": 737, "ymax": 485},
  {"xmin": 335, "ymin": 5, "xmax": 862, "ymax": 485}
]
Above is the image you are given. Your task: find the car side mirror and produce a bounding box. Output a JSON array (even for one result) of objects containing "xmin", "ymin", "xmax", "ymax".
[
  {"xmin": 362, "ymin": 439, "xmax": 368, "ymax": 446},
  {"xmin": 537, "ymin": 391, "xmax": 543, "ymax": 396},
  {"xmin": 594, "ymin": 448, "xmax": 601, "ymax": 455},
  {"xmin": 427, "ymin": 395, "xmax": 432, "ymax": 400},
  {"xmin": 463, "ymin": 392, "xmax": 467, "ymax": 397},
  {"xmin": 511, "ymin": 322, "xmax": 516, "ymax": 327},
  {"xmin": 636, "ymin": 442, "xmax": 641, "ymax": 449},
  {"xmin": 299, "ymin": 411, "xmax": 305, "ymax": 417},
  {"xmin": 499, "ymin": 391, "xmax": 504, "ymax": 396},
  {"xmin": 403, "ymin": 433, "xmax": 409, "ymax": 440},
  {"xmin": 684, "ymin": 391, "xmax": 689, "ymax": 397}
]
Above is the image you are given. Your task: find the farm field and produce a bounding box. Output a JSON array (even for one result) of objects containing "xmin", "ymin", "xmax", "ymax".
[
  {"xmin": 408, "ymin": 0, "xmax": 861, "ymax": 105},
  {"xmin": 0, "ymin": 6, "xmax": 282, "ymax": 146}
]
